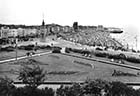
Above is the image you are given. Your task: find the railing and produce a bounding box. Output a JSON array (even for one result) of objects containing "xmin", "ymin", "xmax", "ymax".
[{"xmin": 13, "ymin": 81, "xmax": 140, "ymax": 86}]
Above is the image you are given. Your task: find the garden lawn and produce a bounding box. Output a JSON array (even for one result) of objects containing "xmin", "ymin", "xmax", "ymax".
[{"xmin": 1, "ymin": 53, "xmax": 140, "ymax": 83}]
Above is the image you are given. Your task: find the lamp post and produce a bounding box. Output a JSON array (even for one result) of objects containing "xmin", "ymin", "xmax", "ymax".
[
  {"xmin": 14, "ymin": 37, "xmax": 18, "ymax": 61},
  {"xmin": 15, "ymin": 42, "xmax": 17, "ymax": 61},
  {"xmin": 135, "ymin": 35, "xmax": 138, "ymax": 51}
]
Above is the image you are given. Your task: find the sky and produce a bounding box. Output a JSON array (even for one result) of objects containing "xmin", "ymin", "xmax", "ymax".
[{"xmin": 0, "ymin": 0, "xmax": 140, "ymax": 50}]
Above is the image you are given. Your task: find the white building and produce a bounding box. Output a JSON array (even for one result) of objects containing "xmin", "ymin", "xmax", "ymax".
[
  {"xmin": 24, "ymin": 28, "xmax": 37, "ymax": 36},
  {"xmin": 9, "ymin": 29, "xmax": 18, "ymax": 37},
  {"xmin": 0, "ymin": 27, "xmax": 10, "ymax": 38},
  {"xmin": 17, "ymin": 28, "xmax": 25, "ymax": 37}
]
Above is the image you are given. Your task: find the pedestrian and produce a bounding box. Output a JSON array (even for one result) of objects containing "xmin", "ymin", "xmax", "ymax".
[{"xmin": 26, "ymin": 52, "xmax": 30, "ymax": 57}]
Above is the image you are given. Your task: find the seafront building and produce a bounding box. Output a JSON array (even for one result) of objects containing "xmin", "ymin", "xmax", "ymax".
[{"xmin": 0, "ymin": 19, "xmax": 125, "ymax": 51}]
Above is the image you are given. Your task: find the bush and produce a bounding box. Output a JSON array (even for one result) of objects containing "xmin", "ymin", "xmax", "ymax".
[
  {"xmin": 56, "ymin": 83, "xmax": 83, "ymax": 96},
  {"xmin": 52, "ymin": 46, "xmax": 62, "ymax": 50},
  {"xmin": 56, "ymin": 79, "xmax": 137, "ymax": 96},
  {"xmin": 94, "ymin": 51, "xmax": 108, "ymax": 57},
  {"xmin": 119, "ymin": 53, "xmax": 126, "ymax": 59},
  {"xmin": 112, "ymin": 70, "xmax": 137, "ymax": 77},
  {"xmin": 27, "ymin": 44, "xmax": 35, "ymax": 47},
  {"xmin": 46, "ymin": 45, "xmax": 52, "ymax": 49},
  {"xmin": 18, "ymin": 45, "xmax": 25, "ymax": 50},
  {"xmin": 107, "ymin": 54, "xmax": 120, "ymax": 59},
  {"xmin": 65, "ymin": 47, "xmax": 71, "ymax": 53},
  {"xmin": 39, "ymin": 45, "xmax": 52, "ymax": 50},
  {"xmin": 0, "ymin": 76, "xmax": 54, "ymax": 96},
  {"xmin": 95, "ymin": 47, "xmax": 103, "ymax": 51},
  {"xmin": 18, "ymin": 65, "xmax": 46, "ymax": 88},
  {"xmin": 73, "ymin": 60, "xmax": 92, "ymax": 67},
  {"xmin": 13, "ymin": 86, "xmax": 54, "ymax": 96},
  {"xmin": 18, "ymin": 44, "xmax": 34, "ymax": 51},
  {"xmin": 0, "ymin": 47, "xmax": 7, "ymax": 51},
  {"xmin": 52, "ymin": 47, "xmax": 61, "ymax": 53},
  {"xmin": 0, "ymin": 76, "xmax": 16, "ymax": 96},
  {"xmin": 110, "ymin": 81, "xmax": 135, "ymax": 96},
  {"xmin": 24, "ymin": 45, "xmax": 34, "ymax": 50},
  {"xmin": 126, "ymin": 56, "xmax": 140, "ymax": 63},
  {"xmin": 71, "ymin": 48, "xmax": 83, "ymax": 53},
  {"xmin": 83, "ymin": 79, "xmax": 110, "ymax": 95},
  {"xmin": 81, "ymin": 50, "xmax": 91, "ymax": 54},
  {"xmin": 48, "ymin": 71, "xmax": 78, "ymax": 75},
  {"xmin": 0, "ymin": 76, "xmax": 139, "ymax": 96},
  {"xmin": 0, "ymin": 46, "xmax": 15, "ymax": 52},
  {"xmin": 5, "ymin": 46, "xmax": 15, "ymax": 52},
  {"xmin": 38, "ymin": 45, "xmax": 47, "ymax": 49}
]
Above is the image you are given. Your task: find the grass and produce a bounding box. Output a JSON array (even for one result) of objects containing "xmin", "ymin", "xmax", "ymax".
[
  {"xmin": 0, "ymin": 49, "xmax": 50, "ymax": 61},
  {"xmin": 0, "ymin": 50, "xmax": 26, "ymax": 61},
  {"xmin": 1, "ymin": 53, "xmax": 140, "ymax": 83},
  {"xmin": 1, "ymin": 37, "xmax": 140, "ymax": 83}
]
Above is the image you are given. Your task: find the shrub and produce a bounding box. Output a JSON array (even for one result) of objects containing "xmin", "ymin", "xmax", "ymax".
[
  {"xmin": 52, "ymin": 47, "xmax": 61, "ymax": 53},
  {"xmin": 0, "ymin": 47, "xmax": 7, "ymax": 51},
  {"xmin": 44, "ymin": 87, "xmax": 55, "ymax": 96},
  {"xmin": 112, "ymin": 70, "xmax": 137, "ymax": 77},
  {"xmin": 0, "ymin": 46, "xmax": 15, "ymax": 52},
  {"xmin": 24, "ymin": 46, "xmax": 34, "ymax": 50},
  {"xmin": 107, "ymin": 53, "xmax": 126, "ymax": 60},
  {"xmin": 73, "ymin": 60, "xmax": 92, "ymax": 67},
  {"xmin": 81, "ymin": 50, "xmax": 91, "ymax": 54},
  {"xmin": 135, "ymin": 89, "xmax": 140, "ymax": 96},
  {"xmin": 56, "ymin": 79, "xmax": 138, "ymax": 96},
  {"xmin": 71, "ymin": 48, "xmax": 83, "ymax": 53},
  {"xmin": 0, "ymin": 77, "xmax": 139, "ymax": 96},
  {"xmin": 118, "ymin": 53, "xmax": 126, "ymax": 59},
  {"xmin": 46, "ymin": 45, "xmax": 52, "ymax": 49},
  {"xmin": 83, "ymin": 79, "xmax": 110, "ymax": 95},
  {"xmin": 107, "ymin": 54, "xmax": 120, "ymax": 59},
  {"xmin": 18, "ymin": 44, "xmax": 34, "ymax": 51},
  {"xmin": 38, "ymin": 45, "xmax": 47, "ymax": 49},
  {"xmin": 0, "ymin": 76, "xmax": 16, "ymax": 96},
  {"xmin": 65, "ymin": 47, "xmax": 71, "ymax": 53},
  {"xmin": 18, "ymin": 45, "xmax": 25, "ymax": 50},
  {"xmin": 94, "ymin": 51, "xmax": 108, "ymax": 57},
  {"xmin": 95, "ymin": 47, "xmax": 103, "ymax": 51},
  {"xmin": 56, "ymin": 83, "xmax": 83, "ymax": 96},
  {"xmin": 52, "ymin": 46, "xmax": 62, "ymax": 50},
  {"xmin": 6, "ymin": 46, "xmax": 15, "ymax": 52},
  {"xmin": 13, "ymin": 86, "xmax": 54, "ymax": 96},
  {"xmin": 18, "ymin": 65, "xmax": 46, "ymax": 88},
  {"xmin": 39, "ymin": 45, "xmax": 52, "ymax": 50},
  {"xmin": 48, "ymin": 71, "xmax": 78, "ymax": 75},
  {"xmin": 126, "ymin": 56, "xmax": 140, "ymax": 63},
  {"xmin": 27, "ymin": 44, "xmax": 35, "ymax": 47},
  {"xmin": 110, "ymin": 81, "xmax": 135, "ymax": 96}
]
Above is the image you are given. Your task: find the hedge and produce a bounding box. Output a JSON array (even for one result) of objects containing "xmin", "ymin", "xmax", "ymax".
[
  {"xmin": 0, "ymin": 46, "xmax": 15, "ymax": 52},
  {"xmin": 126, "ymin": 56, "xmax": 140, "ymax": 63}
]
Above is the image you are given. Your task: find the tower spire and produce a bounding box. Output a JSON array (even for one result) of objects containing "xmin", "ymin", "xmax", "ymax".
[{"xmin": 42, "ymin": 13, "xmax": 45, "ymax": 26}]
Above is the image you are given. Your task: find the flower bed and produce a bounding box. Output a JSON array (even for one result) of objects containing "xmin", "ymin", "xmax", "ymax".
[
  {"xmin": 112, "ymin": 70, "xmax": 138, "ymax": 77},
  {"xmin": 47, "ymin": 71, "xmax": 79, "ymax": 75},
  {"xmin": 73, "ymin": 60, "xmax": 92, "ymax": 68}
]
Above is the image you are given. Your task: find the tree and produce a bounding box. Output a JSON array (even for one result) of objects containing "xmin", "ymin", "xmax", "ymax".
[
  {"xmin": 82, "ymin": 79, "xmax": 110, "ymax": 96},
  {"xmin": 109, "ymin": 81, "xmax": 135, "ymax": 96},
  {"xmin": 56, "ymin": 84, "xmax": 83, "ymax": 96},
  {"xmin": 0, "ymin": 76, "xmax": 16, "ymax": 96},
  {"xmin": 73, "ymin": 22, "xmax": 78, "ymax": 32},
  {"xmin": 18, "ymin": 64, "xmax": 46, "ymax": 89}
]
